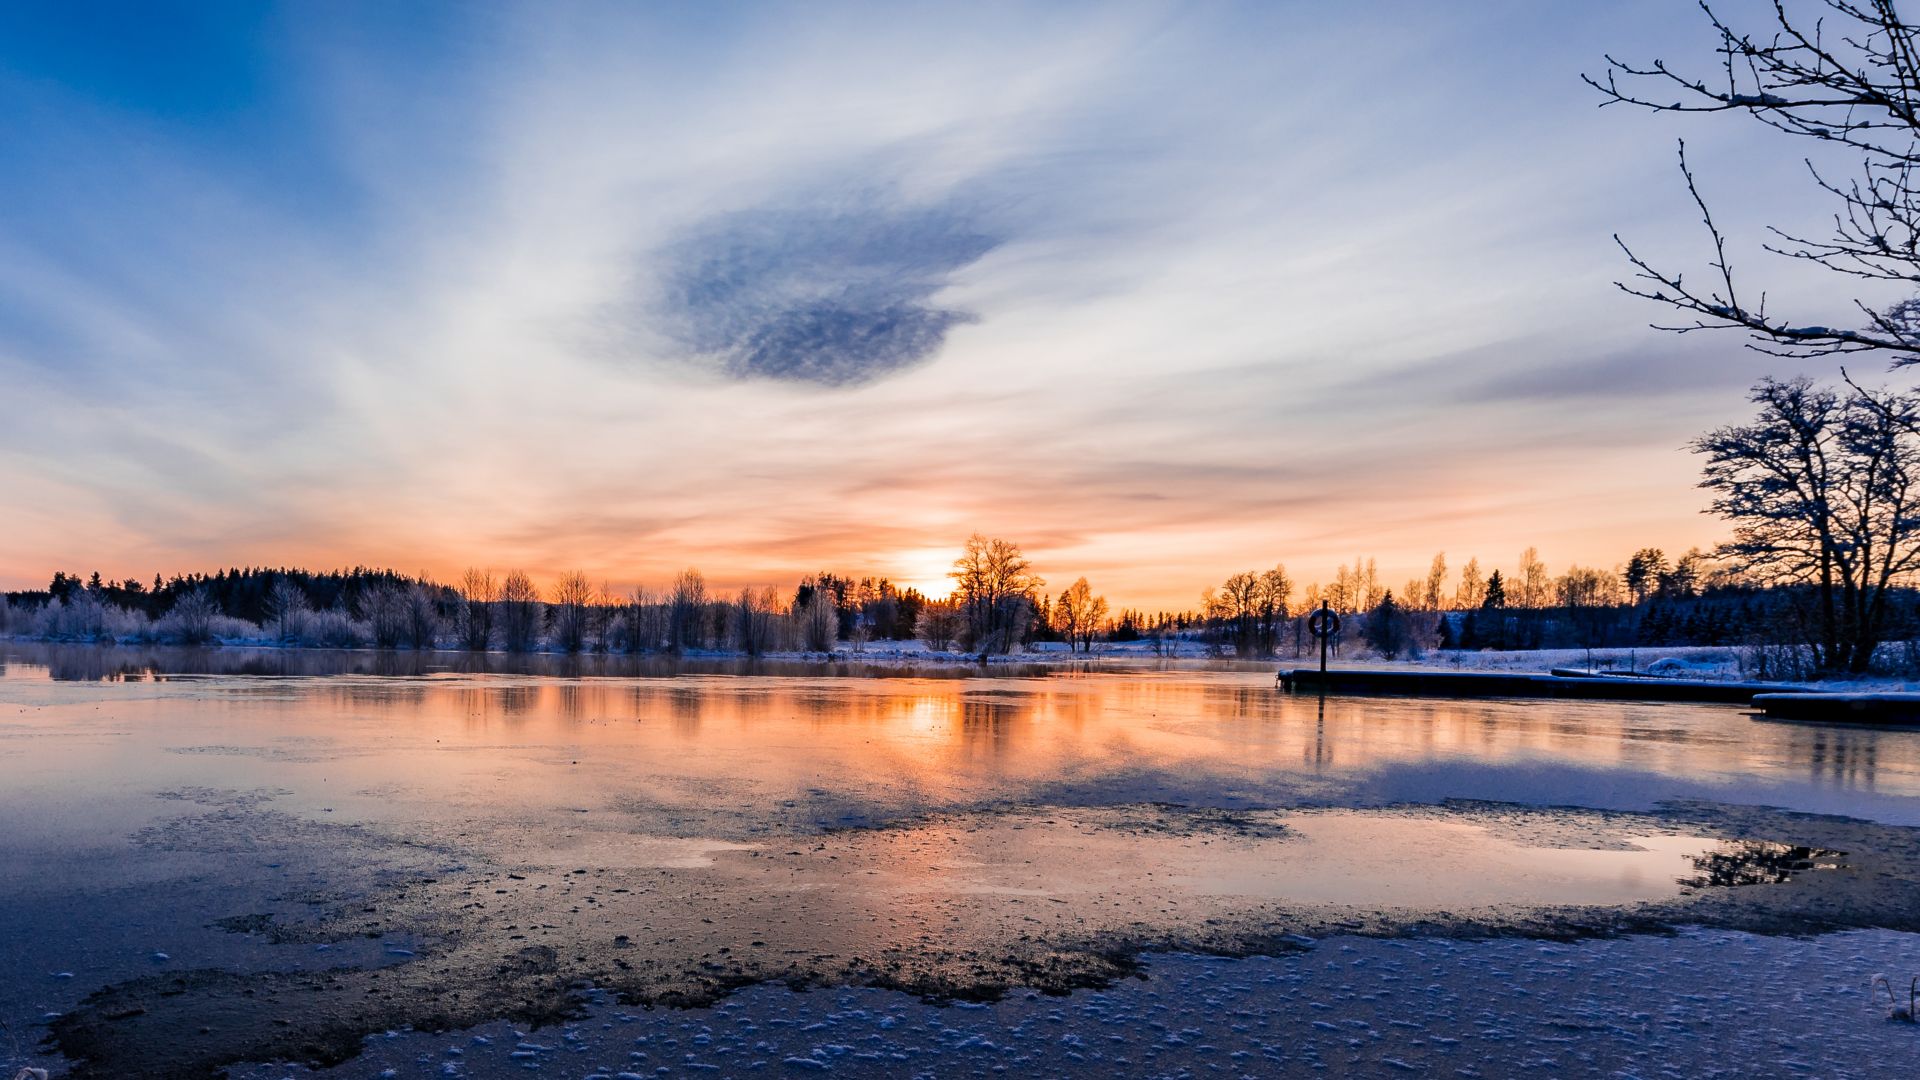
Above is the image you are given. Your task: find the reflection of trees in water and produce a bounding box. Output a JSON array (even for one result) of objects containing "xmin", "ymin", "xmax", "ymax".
[
  {"xmin": 6, "ymin": 642, "xmax": 1060, "ymax": 682},
  {"xmin": 498, "ymin": 685, "xmax": 538, "ymax": 719},
  {"xmin": 959, "ymin": 698, "xmax": 1018, "ymax": 757},
  {"xmin": 669, "ymin": 687, "xmax": 704, "ymax": 734},
  {"xmin": 796, "ymin": 688, "xmax": 838, "ymax": 727},
  {"xmin": 1794, "ymin": 729, "xmax": 1879, "ymax": 790},
  {"xmin": 1685, "ymin": 840, "xmax": 1843, "ymax": 888},
  {"xmin": 449, "ymin": 687, "xmax": 495, "ymax": 726},
  {"xmin": 1219, "ymin": 687, "xmax": 1267, "ymax": 721}
]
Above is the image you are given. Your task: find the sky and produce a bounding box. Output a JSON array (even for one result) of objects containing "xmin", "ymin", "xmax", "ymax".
[{"xmin": 0, "ymin": 1, "xmax": 1898, "ymax": 609}]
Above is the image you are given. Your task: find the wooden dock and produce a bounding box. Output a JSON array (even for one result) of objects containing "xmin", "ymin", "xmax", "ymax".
[
  {"xmin": 1751, "ymin": 693, "xmax": 1920, "ymax": 727},
  {"xmin": 1280, "ymin": 667, "xmax": 1807, "ymax": 705}
]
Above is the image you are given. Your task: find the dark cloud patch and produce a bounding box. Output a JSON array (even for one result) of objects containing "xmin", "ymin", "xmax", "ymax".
[{"xmin": 654, "ymin": 201, "xmax": 998, "ymax": 387}]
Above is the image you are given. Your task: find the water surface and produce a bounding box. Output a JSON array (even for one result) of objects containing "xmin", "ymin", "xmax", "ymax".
[{"xmin": 4, "ymin": 642, "xmax": 1918, "ymax": 1079}]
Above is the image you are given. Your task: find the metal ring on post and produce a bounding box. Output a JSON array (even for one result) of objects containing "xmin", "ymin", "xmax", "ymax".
[{"xmin": 1307, "ymin": 607, "xmax": 1341, "ymax": 639}]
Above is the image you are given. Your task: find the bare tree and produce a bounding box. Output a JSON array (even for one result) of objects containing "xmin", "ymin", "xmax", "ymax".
[
  {"xmin": 265, "ymin": 577, "xmax": 308, "ymax": 643},
  {"xmin": 668, "ymin": 569, "xmax": 708, "ymax": 652},
  {"xmin": 1454, "ymin": 557, "xmax": 1486, "ymax": 610},
  {"xmin": 733, "ymin": 587, "xmax": 777, "ymax": 656},
  {"xmin": 797, "ymin": 588, "xmax": 838, "ymax": 652},
  {"xmin": 1591, "ymin": 2, "xmax": 1920, "ymax": 363},
  {"xmin": 1423, "ymin": 553, "xmax": 1448, "ymax": 611},
  {"xmin": 915, "ymin": 598, "xmax": 960, "ymax": 652},
  {"xmin": 588, "ymin": 581, "xmax": 618, "ymax": 652},
  {"xmin": 1556, "ymin": 565, "xmax": 1624, "ymax": 670},
  {"xmin": 1255, "ymin": 566, "xmax": 1292, "ymax": 652},
  {"xmin": 362, "ymin": 583, "xmax": 409, "ymax": 649},
  {"xmin": 1516, "ymin": 548, "xmax": 1551, "ymax": 609},
  {"xmin": 549, "ymin": 571, "xmax": 593, "ymax": 653},
  {"xmin": 163, "ymin": 589, "xmax": 219, "ymax": 645},
  {"xmin": 459, "ymin": 568, "xmax": 496, "ymax": 651},
  {"xmin": 625, "ymin": 584, "xmax": 663, "ymax": 653},
  {"xmin": 1053, "ymin": 576, "xmax": 1110, "ymax": 653},
  {"xmin": 950, "ymin": 534, "xmax": 1044, "ymax": 656},
  {"xmin": 499, "ymin": 570, "xmax": 542, "ymax": 653},
  {"xmin": 1696, "ymin": 375, "xmax": 1920, "ymax": 672},
  {"xmin": 402, "ymin": 582, "xmax": 440, "ymax": 650}
]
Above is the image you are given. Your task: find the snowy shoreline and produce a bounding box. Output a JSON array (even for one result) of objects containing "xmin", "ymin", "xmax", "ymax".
[{"xmin": 12, "ymin": 634, "xmax": 1918, "ymax": 691}]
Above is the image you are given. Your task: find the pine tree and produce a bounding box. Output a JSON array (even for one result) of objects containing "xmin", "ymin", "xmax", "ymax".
[
  {"xmin": 1482, "ymin": 570, "xmax": 1506, "ymax": 610},
  {"xmin": 1364, "ymin": 591, "xmax": 1407, "ymax": 658}
]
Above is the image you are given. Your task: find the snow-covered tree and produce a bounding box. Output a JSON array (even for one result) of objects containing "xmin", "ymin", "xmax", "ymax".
[{"xmin": 915, "ymin": 598, "xmax": 960, "ymax": 652}]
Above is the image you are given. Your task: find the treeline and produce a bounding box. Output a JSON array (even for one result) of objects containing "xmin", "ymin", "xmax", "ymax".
[
  {"xmin": 10, "ymin": 538, "xmax": 1908, "ymax": 673},
  {"xmin": 0, "ymin": 536, "xmax": 1062, "ymax": 657},
  {"xmin": 1199, "ymin": 546, "xmax": 1920, "ymax": 677}
]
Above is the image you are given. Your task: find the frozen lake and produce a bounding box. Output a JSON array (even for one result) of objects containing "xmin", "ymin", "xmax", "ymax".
[{"xmin": 3, "ymin": 642, "xmax": 1919, "ymax": 1077}]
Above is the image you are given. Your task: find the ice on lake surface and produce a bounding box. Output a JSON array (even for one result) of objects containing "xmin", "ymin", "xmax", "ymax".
[{"xmin": 2, "ymin": 642, "xmax": 1918, "ymax": 1078}]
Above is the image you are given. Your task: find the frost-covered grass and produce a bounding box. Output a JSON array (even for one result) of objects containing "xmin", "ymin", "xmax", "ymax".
[
  {"xmin": 1365, "ymin": 645, "xmax": 1745, "ymax": 678},
  {"xmin": 1355, "ymin": 646, "xmax": 1920, "ymax": 692}
]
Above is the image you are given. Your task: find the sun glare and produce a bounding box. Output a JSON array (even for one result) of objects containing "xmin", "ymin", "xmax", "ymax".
[{"xmin": 893, "ymin": 548, "xmax": 958, "ymax": 599}]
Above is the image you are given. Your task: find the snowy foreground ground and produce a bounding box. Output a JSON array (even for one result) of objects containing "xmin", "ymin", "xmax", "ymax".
[{"xmin": 232, "ymin": 930, "xmax": 1920, "ymax": 1080}]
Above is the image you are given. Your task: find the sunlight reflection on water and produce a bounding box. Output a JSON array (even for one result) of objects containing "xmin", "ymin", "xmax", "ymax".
[{"xmin": 3, "ymin": 642, "xmax": 1919, "ymax": 840}]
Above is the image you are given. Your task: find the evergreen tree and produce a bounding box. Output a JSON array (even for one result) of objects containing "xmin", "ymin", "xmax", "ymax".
[
  {"xmin": 1624, "ymin": 548, "xmax": 1667, "ymax": 605},
  {"xmin": 1482, "ymin": 570, "xmax": 1506, "ymax": 610},
  {"xmin": 1363, "ymin": 590, "xmax": 1407, "ymax": 658}
]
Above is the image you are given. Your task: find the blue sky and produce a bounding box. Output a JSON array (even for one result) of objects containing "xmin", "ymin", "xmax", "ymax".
[{"xmin": 0, "ymin": 1, "xmax": 1885, "ymax": 606}]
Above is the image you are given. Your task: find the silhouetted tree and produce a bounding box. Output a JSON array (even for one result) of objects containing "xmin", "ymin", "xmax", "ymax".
[
  {"xmin": 1053, "ymin": 577, "xmax": 1109, "ymax": 653},
  {"xmin": 1696, "ymin": 376, "xmax": 1920, "ymax": 673},
  {"xmin": 668, "ymin": 569, "xmax": 708, "ymax": 651},
  {"xmin": 459, "ymin": 568, "xmax": 496, "ymax": 651},
  {"xmin": 1591, "ymin": 1, "xmax": 1920, "ymax": 364},
  {"xmin": 1363, "ymin": 590, "xmax": 1408, "ymax": 659},
  {"xmin": 950, "ymin": 534, "xmax": 1043, "ymax": 655},
  {"xmin": 1625, "ymin": 548, "xmax": 1668, "ymax": 605},
  {"xmin": 1482, "ymin": 570, "xmax": 1507, "ymax": 610},
  {"xmin": 549, "ymin": 571, "xmax": 593, "ymax": 653},
  {"xmin": 498, "ymin": 570, "xmax": 542, "ymax": 653}
]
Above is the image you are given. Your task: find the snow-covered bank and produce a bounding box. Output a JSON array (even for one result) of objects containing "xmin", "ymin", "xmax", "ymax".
[{"xmin": 1351, "ymin": 646, "xmax": 1920, "ymax": 693}]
